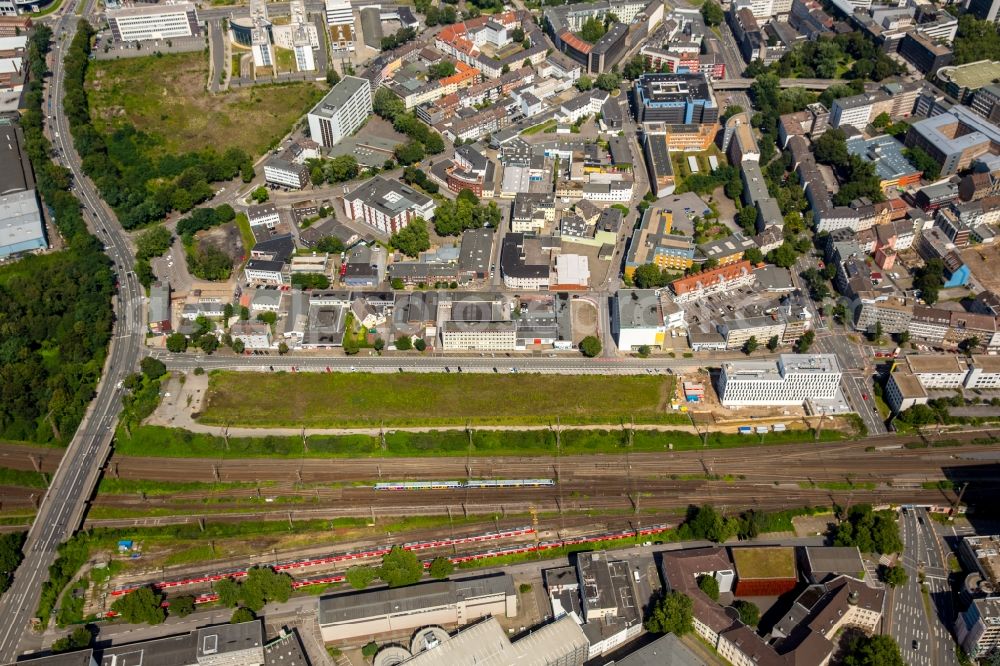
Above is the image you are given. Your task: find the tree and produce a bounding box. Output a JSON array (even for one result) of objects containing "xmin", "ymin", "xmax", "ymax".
[
  {"xmin": 767, "ymin": 335, "xmax": 779, "ymax": 352},
  {"xmin": 645, "ymin": 591, "xmax": 693, "ymax": 635},
  {"xmin": 362, "ymin": 641, "xmax": 379, "ymax": 659},
  {"xmin": 637, "ymin": 344, "xmax": 651, "ymax": 358},
  {"xmin": 429, "ymin": 557, "xmax": 454, "ymax": 579},
  {"xmin": 250, "ymin": 186, "xmax": 269, "ymax": 203},
  {"xmin": 595, "ymin": 72, "xmax": 621, "ymax": 91},
  {"xmin": 232, "ymin": 338, "xmax": 245, "ymax": 354},
  {"xmin": 346, "ymin": 565, "xmax": 378, "ymax": 589},
  {"xmin": 373, "ymin": 88, "xmax": 406, "ymax": 121},
  {"xmin": 841, "ymin": 634, "xmax": 905, "ymax": 666},
  {"xmin": 738, "ymin": 206, "xmax": 758, "ymax": 234},
  {"xmin": 733, "ymin": 599, "xmax": 760, "ymax": 627},
  {"xmin": 168, "ymin": 595, "xmax": 196, "ymax": 617},
  {"xmin": 795, "ymin": 330, "xmax": 815, "ymax": 353},
  {"xmin": 110, "ymin": 587, "xmax": 166, "ymax": 625},
  {"xmin": 744, "ymin": 247, "xmax": 764, "ymax": 265},
  {"xmin": 685, "ymin": 504, "xmax": 735, "ymax": 543},
  {"xmin": 882, "ymin": 564, "xmax": 908, "ymax": 588},
  {"xmin": 903, "ymin": 146, "xmax": 941, "ymax": 181},
  {"xmin": 579, "ymin": 15, "xmax": 606, "ymax": 42},
  {"xmin": 427, "ymin": 61, "xmax": 457, "ymax": 79},
  {"xmin": 215, "ymin": 578, "xmax": 241, "ymax": 607},
  {"xmin": 391, "ymin": 219, "xmax": 431, "ymax": 257},
  {"xmin": 379, "ymin": 546, "xmax": 423, "ymax": 587},
  {"xmin": 700, "ymin": 0, "xmax": 723, "ymax": 25},
  {"xmin": 326, "ymin": 69, "xmax": 341, "ymax": 86},
  {"xmin": 135, "ymin": 225, "xmax": 173, "ymax": 260},
  {"xmin": 580, "ymin": 336, "xmax": 602, "ymax": 357},
  {"xmin": 231, "ymin": 607, "xmax": 256, "ymax": 624},
  {"xmin": 395, "ymin": 140, "xmax": 425, "ymax": 166},
  {"xmin": 767, "ymin": 242, "xmax": 798, "ymax": 269},
  {"xmin": 913, "ymin": 258, "xmax": 945, "ymax": 305},
  {"xmin": 633, "ymin": 263, "xmax": 671, "ymax": 289},
  {"xmin": 414, "ymin": 338, "xmax": 427, "ymax": 351},
  {"xmin": 743, "ymin": 336, "xmax": 759, "ymax": 355},
  {"xmin": 278, "ymin": 342, "xmax": 289, "ymax": 355},
  {"xmin": 873, "ymin": 321, "xmax": 884, "ymax": 343},
  {"xmin": 575, "ymin": 75, "xmax": 593, "ymax": 91},
  {"xmin": 140, "ymin": 357, "xmax": 166, "ymax": 380},
  {"xmin": 954, "ymin": 14, "xmax": 1000, "ymax": 66},
  {"xmin": 813, "ymin": 128, "xmax": 849, "ymax": 167},
  {"xmin": 166, "ymin": 333, "xmax": 188, "ymax": 353},
  {"xmin": 697, "ymin": 574, "xmax": 720, "ymax": 601},
  {"xmin": 51, "ymin": 626, "xmax": 93, "ymax": 653}
]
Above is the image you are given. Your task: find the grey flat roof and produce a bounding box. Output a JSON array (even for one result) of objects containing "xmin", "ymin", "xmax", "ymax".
[
  {"xmin": 459, "ymin": 228, "xmax": 494, "ymax": 274},
  {"xmin": 100, "ymin": 634, "xmax": 198, "ymax": 666},
  {"xmin": 309, "ymin": 76, "xmax": 369, "ymax": 120},
  {"xmin": 614, "ymin": 633, "xmax": 707, "ymax": 666},
  {"xmin": 0, "ymin": 188, "xmax": 45, "ymax": 254},
  {"xmin": 13, "ymin": 653, "xmax": 95, "ymax": 666},
  {"xmin": 247, "ymin": 259, "xmax": 285, "ymax": 272},
  {"xmin": 319, "ymin": 574, "xmax": 514, "ymax": 626},
  {"xmin": 196, "ymin": 621, "xmax": 263, "ymax": 658}
]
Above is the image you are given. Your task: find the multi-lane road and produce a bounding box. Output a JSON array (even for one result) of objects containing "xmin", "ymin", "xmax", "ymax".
[
  {"xmin": 888, "ymin": 507, "xmax": 959, "ymax": 666},
  {"xmin": 0, "ymin": 8, "xmax": 143, "ymax": 662}
]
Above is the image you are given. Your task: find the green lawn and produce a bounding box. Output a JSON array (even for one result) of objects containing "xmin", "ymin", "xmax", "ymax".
[
  {"xmin": 116, "ymin": 424, "xmax": 843, "ymax": 459},
  {"xmin": 274, "ymin": 47, "xmax": 296, "ymax": 73},
  {"xmin": 521, "ymin": 119, "xmax": 558, "ymax": 136},
  {"xmin": 0, "ymin": 467, "xmax": 49, "ymax": 488},
  {"xmin": 86, "ymin": 52, "xmax": 325, "ymax": 156},
  {"xmin": 199, "ymin": 371, "xmax": 684, "ymax": 428}
]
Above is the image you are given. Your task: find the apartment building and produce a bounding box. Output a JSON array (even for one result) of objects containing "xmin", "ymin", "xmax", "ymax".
[
  {"xmin": 718, "ymin": 354, "xmax": 842, "ymax": 407},
  {"xmin": 670, "ymin": 260, "xmax": 755, "ymax": 304},
  {"xmin": 343, "ymin": 176, "xmax": 436, "ymax": 234},
  {"xmin": 107, "ymin": 2, "xmax": 199, "ymax": 41},
  {"xmin": 307, "ymin": 76, "xmax": 373, "ymax": 148}
]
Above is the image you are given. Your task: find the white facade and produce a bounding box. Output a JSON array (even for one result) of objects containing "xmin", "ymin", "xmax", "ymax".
[
  {"xmin": 831, "ymin": 98, "xmax": 873, "ymax": 131},
  {"xmin": 502, "ymin": 273, "xmax": 549, "ymax": 291},
  {"xmin": 325, "ymin": 0, "xmax": 353, "ymax": 27},
  {"xmin": 263, "ymin": 161, "xmax": 307, "ymax": 189},
  {"xmin": 441, "ymin": 323, "xmax": 517, "ymax": 350},
  {"xmin": 107, "ymin": 2, "xmax": 198, "ymax": 41},
  {"xmin": 253, "ymin": 41, "xmax": 274, "ymax": 68},
  {"xmin": 733, "ymin": 0, "xmax": 792, "ymax": 18},
  {"xmin": 231, "ymin": 323, "xmax": 272, "ymax": 350},
  {"xmin": 307, "ymin": 76, "xmax": 373, "ymax": 148},
  {"xmin": 719, "ymin": 354, "xmax": 842, "ymax": 406},
  {"xmin": 343, "ymin": 176, "xmax": 437, "ymax": 235},
  {"xmin": 244, "ymin": 261, "xmax": 284, "ymax": 285},
  {"xmin": 247, "ymin": 205, "xmax": 279, "ymax": 228}
]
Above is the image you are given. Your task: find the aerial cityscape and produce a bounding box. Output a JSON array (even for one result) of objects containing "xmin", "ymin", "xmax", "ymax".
[{"xmin": 3, "ymin": 0, "xmax": 1000, "ymax": 662}]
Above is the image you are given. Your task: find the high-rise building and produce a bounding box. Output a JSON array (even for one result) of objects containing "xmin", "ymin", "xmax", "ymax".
[{"xmin": 307, "ymin": 76, "xmax": 373, "ymax": 148}]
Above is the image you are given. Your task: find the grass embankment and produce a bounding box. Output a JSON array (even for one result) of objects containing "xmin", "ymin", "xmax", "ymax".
[
  {"xmin": 199, "ymin": 372, "xmax": 688, "ymax": 428},
  {"xmin": 86, "ymin": 52, "xmax": 325, "ymax": 155},
  {"xmin": 0, "ymin": 467, "xmax": 48, "ymax": 488},
  {"xmin": 117, "ymin": 424, "xmax": 845, "ymax": 458}
]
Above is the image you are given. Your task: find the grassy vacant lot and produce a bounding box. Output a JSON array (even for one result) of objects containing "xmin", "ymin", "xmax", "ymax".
[
  {"xmin": 199, "ymin": 372, "xmax": 683, "ymax": 428},
  {"xmin": 86, "ymin": 52, "xmax": 325, "ymax": 156},
  {"xmin": 116, "ymin": 424, "xmax": 843, "ymax": 458}
]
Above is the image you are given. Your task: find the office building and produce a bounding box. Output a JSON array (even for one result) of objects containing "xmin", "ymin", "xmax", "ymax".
[
  {"xmin": 642, "ymin": 133, "xmax": 675, "ymax": 196},
  {"xmin": 318, "ymin": 573, "xmax": 517, "ymax": 642},
  {"xmin": 899, "ymin": 31, "xmax": 953, "ymax": 74},
  {"xmin": 397, "ymin": 615, "xmax": 589, "ymax": 666},
  {"xmin": 324, "ymin": 0, "xmax": 355, "ymax": 51},
  {"xmin": 957, "ymin": 597, "xmax": 1000, "ymax": 659},
  {"xmin": 846, "ymin": 134, "xmax": 922, "ymax": 192},
  {"xmin": 905, "ymin": 106, "xmax": 1000, "ymax": 176},
  {"xmin": 343, "ymin": 176, "xmax": 436, "ymax": 234},
  {"xmin": 626, "ymin": 206, "xmax": 697, "ymax": 276},
  {"xmin": 884, "ymin": 369, "xmax": 929, "ymax": 413},
  {"xmin": 634, "ymin": 73, "xmax": 718, "ymax": 124},
  {"xmin": 263, "ymin": 156, "xmax": 309, "ymax": 189},
  {"xmin": 307, "ymin": 76, "xmax": 373, "ymax": 148},
  {"xmin": 938, "ymin": 60, "xmax": 1000, "ymax": 103},
  {"xmin": 970, "ymin": 0, "xmax": 1000, "ymax": 23},
  {"xmin": 612, "ymin": 289, "xmax": 684, "ymax": 350},
  {"xmin": 500, "ymin": 233, "xmax": 556, "ymax": 291},
  {"xmin": 718, "ymin": 353, "xmax": 842, "ymax": 407},
  {"xmin": 107, "ymin": 2, "xmax": 199, "ymax": 42}
]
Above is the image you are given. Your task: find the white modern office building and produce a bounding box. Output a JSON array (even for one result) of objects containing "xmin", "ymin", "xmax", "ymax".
[
  {"xmin": 107, "ymin": 2, "xmax": 199, "ymax": 42},
  {"xmin": 325, "ymin": 0, "xmax": 355, "ymax": 51},
  {"xmin": 307, "ymin": 76, "xmax": 373, "ymax": 148},
  {"xmin": 718, "ymin": 354, "xmax": 842, "ymax": 407}
]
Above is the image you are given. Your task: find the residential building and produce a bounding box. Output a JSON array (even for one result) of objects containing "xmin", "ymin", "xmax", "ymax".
[
  {"xmin": 831, "ymin": 94, "xmax": 875, "ymax": 131},
  {"xmin": 723, "ymin": 112, "xmax": 759, "ymax": 165},
  {"xmin": 343, "ymin": 176, "xmax": 436, "ymax": 234},
  {"xmin": 107, "ymin": 2, "xmax": 199, "ymax": 41},
  {"xmin": 956, "ymin": 597, "xmax": 1000, "ymax": 659},
  {"xmin": 397, "ymin": 616, "xmax": 589, "ymax": 666},
  {"xmin": 307, "ymin": 76, "xmax": 373, "ymax": 149},
  {"xmin": 697, "ymin": 232, "xmax": 757, "ymax": 267},
  {"xmin": 670, "ymin": 260, "xmax": 755, "ymax": 304},
  {"xmin": 247, "ymin": 203, "xmax": 280, "ymax": 229},
  {"xmin": 853, "ymin": 295, "xmax": 913, "ymax": 335},
  {"xmin": 511, "ymin": 193, "xmax": 556, "ymax": 233},
  {"xmin": 0, "ymin": 17, "xmax": 31, "ymax": 38},
  {"xmin": 718, "ymin": 353, "xmax": 842, "ymax": 407},
  {"xmin": 318, "ymin": 573, "xmax": 517, "ymax": 641},
  {"xmin": 626, "ymin": 207, "xmax": 696, "ymax": 276},
  {"xmin": 230, "ymin": 321, "xmax": 272, "ymax": 350}
]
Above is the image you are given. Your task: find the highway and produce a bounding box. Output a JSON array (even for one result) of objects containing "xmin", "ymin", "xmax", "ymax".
[{"xmin": 0, "ymin": 8, "xmax": 143, "ymax": 662}]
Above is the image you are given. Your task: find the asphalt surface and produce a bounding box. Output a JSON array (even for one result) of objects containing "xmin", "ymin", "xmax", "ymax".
[
  {"xmin": 888, "ymin": 507, "xmax": 959, "ymax": 666},
  {"xmin": 209, "ymin": 20, "xmax": 224, "ymax": 93},
  {"xmin": 0, "ymin": 8, "xmax": 143, "ymax": 661}
]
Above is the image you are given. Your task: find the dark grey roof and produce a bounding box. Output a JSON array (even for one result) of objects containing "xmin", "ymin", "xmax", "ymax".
[
  {"xmin": 455, "ymin": 144, "xmax": 489, "ymax": 172},
  {"xmin": 309, "ymin": 76, "xmax": 370, "ymax": 120},
  {"xmin": 196, "ymin": 621, "xmax": 264, "ymax": 659},
  {"xmin": 614, "ymin": 633, "xmax": 707, "ymax": 666},
  {"xmin": 501, "ymin": 233, "xmax": 549, "ymax": 279},
  {"xmin": 264, "ymin": 630, "xmax": 310, "ymax": 666},
  {"xmin": 0, "ymin": 125, "xmax": 33, "ymax": 195},
  {"xmin": 246, "ymin": 259, "xmax": 285, "ymax": 272},
  {"xmin": 319, "ymin": 574, "xmax": 515, "ymax": 626},
  {"xmin": 597, "ymin": 207, "xmax": 625, "ymax": 233},
  {"xmin": 247, "ymin": 203, "xmax": 278, "ymax": 221},
  {"xmin": 13, "ymin": 652, "xmax": 95, "ymax": 666},
  {"xmin": 459, "ymin": 228, "xmax": 494, "ymax": 274},
  {"xmin": 608, "ymin": 136, "xmax": 632, "ymax": 165},
  {"xmin": 252, "ymin": 233, "xmax": 295, "ymax": 263},
  {"xmin": 101, "ymin": 634, "xmax": 197, "ymax": 666}
]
